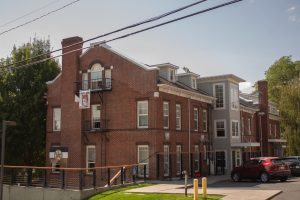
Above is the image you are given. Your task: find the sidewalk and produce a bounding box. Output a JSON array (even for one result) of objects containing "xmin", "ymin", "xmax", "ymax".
[{"xmin": 127, "ymin": 176, "xmax": 281, "ymax": 200}]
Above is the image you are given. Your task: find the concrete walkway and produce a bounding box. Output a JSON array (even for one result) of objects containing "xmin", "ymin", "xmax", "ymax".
[{"xmin": 126, "ymin": 176, "xmax": 282, "ymax": 200}]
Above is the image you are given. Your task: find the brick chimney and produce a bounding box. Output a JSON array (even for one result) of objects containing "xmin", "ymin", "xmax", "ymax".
[
  {"xmin": 257, "ymin": 80, "xmax": 269, "ymax": 156},
  {"xmin": 60, "ymin": 36, "xmax": 83, "ymax": 168}
]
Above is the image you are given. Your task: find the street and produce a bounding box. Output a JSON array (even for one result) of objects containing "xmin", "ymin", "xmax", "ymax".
[{"xmin": 209, "ymin": 176, "xmax": 300, "ymax": 200}]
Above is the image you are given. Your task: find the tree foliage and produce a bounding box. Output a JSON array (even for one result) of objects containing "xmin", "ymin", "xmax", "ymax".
[
  {"xmin": 265, "ymin": 56, "xmax": 300, "ymax": 155},
  {"xmin": 0, "ymin": 38, "xmax": 60, "ymax": 166}
]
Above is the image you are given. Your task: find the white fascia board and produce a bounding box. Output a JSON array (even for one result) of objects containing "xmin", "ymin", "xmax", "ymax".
[
  {"xmin": 231, "ymin": 142, "xmax": 260, "ymax": 147},
  {"xmin": 158, "ymin": 84, "xmax": 215, "ymax": 104}
]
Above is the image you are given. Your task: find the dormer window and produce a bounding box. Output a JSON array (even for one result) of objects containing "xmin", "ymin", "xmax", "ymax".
[
  {"xmin": 191, "ymin": 77, "xmax": 197, "ymax": 89},
  {"xmin": 169, "ymin": 69, "xmax": 176, "ymax": 82}
]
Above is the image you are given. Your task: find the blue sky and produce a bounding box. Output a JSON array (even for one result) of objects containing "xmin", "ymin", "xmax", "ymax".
[{"xmin": 1, "ymin": 0, "xmax": 299, "ymax": 92}]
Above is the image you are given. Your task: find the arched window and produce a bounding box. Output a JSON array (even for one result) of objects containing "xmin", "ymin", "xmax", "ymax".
[{"xmin": 91, "ymin": 63, "xmax": 103, "ymax": 90}]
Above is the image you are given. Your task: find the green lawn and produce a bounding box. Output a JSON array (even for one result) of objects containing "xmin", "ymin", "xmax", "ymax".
[{"xmin": 89, "ymin": 183, "xmax": 223, "ymax": 200}]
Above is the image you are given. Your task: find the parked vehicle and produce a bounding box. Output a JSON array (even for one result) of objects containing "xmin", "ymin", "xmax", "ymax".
[
  {"xmin": 286, "ymin": 156, "xmax": 300, "ymax": 161},
  {"xmin": 231, "ymin": 157, "xmax": 290, "ymax": 183},
  {"xmin": 280, "ymin": 157, "xmax": 300, "ymax": 176}
]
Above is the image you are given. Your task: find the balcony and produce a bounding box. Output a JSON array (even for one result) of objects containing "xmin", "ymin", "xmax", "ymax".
[
  {"xmin": 82, "ymin": 118, "xmax": 109, "ymax": 132},
  {"xmin": 74, "ymin": 78, "xmax": 112, "ymax": 93}
]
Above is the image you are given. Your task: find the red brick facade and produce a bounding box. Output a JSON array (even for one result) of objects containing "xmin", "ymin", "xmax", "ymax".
[{"xmin": 46, "ymin": 36, "xmax": 213, "ymax": 179}]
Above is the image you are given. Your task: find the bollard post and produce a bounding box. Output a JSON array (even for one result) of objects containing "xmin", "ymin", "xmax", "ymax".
[
  {"xmin": 194, "ymin": 179, "xmax": 198, "ymax": 200},
  {"xmin": 183, "ymin": 170, "xmax": 188, "ymax": 196},
  {"xmin": 202, "ymin": 177, "xmax": 207, "ymax": 199}
]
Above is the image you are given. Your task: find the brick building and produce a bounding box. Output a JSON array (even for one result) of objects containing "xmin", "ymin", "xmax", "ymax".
[
  {"xmin": 46, "ymin": 36, "xmax": 285, "ymax": 179},
  {"xmin": 46, "ymin": 36, "xmax": 215, "ymax": 180}
]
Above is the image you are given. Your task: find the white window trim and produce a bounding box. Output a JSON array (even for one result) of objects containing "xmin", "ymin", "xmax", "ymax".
[
  {"xmin": 164, "ymin": 145, "xmax": 170, "ymax": 176},
  {"xmin": 169, "ymin": 69, "xmax": 176, "ymax": 82},
  {"xmin": 86, "ymin": 145, "xmax": 96, "ymax": 174},
  {"xmin": 214, "ymin": 119, "xmax": 226, "ymax": 138},
  {"xmin": 137, "ymin": 145, "xmax": 149, "ymax": 177},
  {"xmin": 194, "ymin": 108, "xmax": 198, "ymax": 131},
  {"xmin": 215, "ymin": 150, "xmax": 227, "ymax": 169},
  {"xmin": 91, "ymin": 104, "xmax": 101, "ymax": 129},
  {"xmin": 230, "ymin": 84, "xmax": 239, "ymax": 111},
  {"xmin": 176, "ymin": 104, "xmax": 181, "ymax": 130},
  {"xmin": 53, "ymin": 107, "xmax": 61, "ymax": 132},
  {"xmin": 231, "ymin": 120, "xmax": 240, "ymax": 138},
  {"xmin": 248, "ymin": 118, "xmax": 251, "ymax": 135},
  {"xmin": 194, "ymin": 145, "xmax": 200, "ymax": 172},
  {"xmin": 176, "ymin": 145, "xmax": 182, "ymax": 176},
  {"xmin": 137, "ymin": 100, "xmax": 149, "ymax": 129},
  {"xmin": 213, "ymin": 83, "xmax": 226, "ymax": 110},
  {"xmin": 191, "ymin": 77, "xmax": 197, "ymax": 89},
  {"xmin": 163, "ymin": 101, "xmax": 169, "ymax": 129},
  {"xmin": 202, "ymin": 109, "xmax": 207, "ymax": 132},
  {"xmin": 232, "ymin": 149, "xmax": 242, "ymax": 168}
]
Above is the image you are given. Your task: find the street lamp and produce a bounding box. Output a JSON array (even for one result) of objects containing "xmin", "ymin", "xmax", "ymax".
[
  {"xmin": 0, "ymin": 120, "xmax": 16, "ymax": 200},
  {"xmin": 258, "ymin": 112, "xmax": 265, "ymax": 157}
]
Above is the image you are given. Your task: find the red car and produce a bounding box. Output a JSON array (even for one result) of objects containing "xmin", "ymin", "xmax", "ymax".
[{"xmin": 231, "ymin": 157, "xmax": 290, "ymax": 183}]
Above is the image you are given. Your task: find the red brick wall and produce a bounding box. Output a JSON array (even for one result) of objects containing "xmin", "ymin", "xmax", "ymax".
[{"xmin": 46, "ymin": 37, "xmax": 212, "ymax": 179}]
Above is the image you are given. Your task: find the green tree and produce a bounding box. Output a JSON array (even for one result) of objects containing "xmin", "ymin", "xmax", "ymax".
[
  {"xmin": 0, "ymin": 38, "xmax": 60, "ymax": 166},
  {"xmin": 265, "ymin": 56, "xmax": 300, "ymax": 155},
  {"xmin": 265, "ymin": 56, "xmax": 299, "ymax": 103}
]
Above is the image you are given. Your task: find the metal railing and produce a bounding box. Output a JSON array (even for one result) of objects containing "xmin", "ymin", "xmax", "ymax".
[
  {"xmin": 2, "ymin": 163, "xmax": 146, "ymax": 190},
  {"xmin": 82, "ymin": 119, "xmax": 109, "ymax": 132},
  {"xmin": 74, "ymin": 78, "xmax": 112, "ymax": 93}
]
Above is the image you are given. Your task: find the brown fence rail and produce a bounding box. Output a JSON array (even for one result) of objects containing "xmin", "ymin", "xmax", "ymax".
[{"xmin": 2, "ymin": 163, "xmax": 147, "ymax": 190}]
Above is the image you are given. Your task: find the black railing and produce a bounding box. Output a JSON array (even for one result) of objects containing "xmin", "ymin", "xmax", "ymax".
[
  {"xmin": 2, "ymin": 163, "xmax": 146, "ymax": 190},
  {"xmin": 74, "ymin": 78, "xmax": 112, "ymax": 93},
  {"xmin": 82, "ymin": 119, "xmax": 108, "ymax": 132}
]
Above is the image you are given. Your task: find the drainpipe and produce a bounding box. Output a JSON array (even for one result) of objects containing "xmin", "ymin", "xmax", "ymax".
[{"xmin": 188, "ymin": 97, "xmax": 191, "ymax": 176}]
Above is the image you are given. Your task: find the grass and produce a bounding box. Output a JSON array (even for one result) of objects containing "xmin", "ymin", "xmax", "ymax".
[{"xmin": 88, "ymin": 183, "xmax": 223, "ymax": 200}]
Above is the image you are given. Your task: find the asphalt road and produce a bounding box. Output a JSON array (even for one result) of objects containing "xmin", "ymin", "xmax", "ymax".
[{"xmin": 209, "ymin": 176, "xmax": 300, "ymax": 200}]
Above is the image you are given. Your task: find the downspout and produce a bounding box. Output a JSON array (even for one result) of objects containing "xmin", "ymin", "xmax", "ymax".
[{"xmin": 188, "ymin": 97, "xmax": 191, "ymax": 176}]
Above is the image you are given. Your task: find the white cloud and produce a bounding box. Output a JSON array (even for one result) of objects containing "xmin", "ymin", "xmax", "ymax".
[
  {"xmin": 288, "ymin": 15, "xmax": 297, "ymax": 22},
  {"xmin": 239, "ymin": 82, "xmax": 254, "ymax": 94},
  {"xmin": 287, "ymin": 6, "xmax": 296, "ymax": 13}
]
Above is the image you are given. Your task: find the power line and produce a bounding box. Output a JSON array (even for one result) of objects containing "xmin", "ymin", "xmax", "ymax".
[
  {"xmin": 1, "ymin": 0, "xmax": 209, "ymax": 68},
  {"xmin": 0, "ymin": 0, "xmax": 81, "ymax": 36},
  {"xmin": 0, "ymin": 0, "xmax": 62, "ymax": 28},
  {"xmin": 2, "ymin": 0, "xmax": 243, "ymax": 70}
]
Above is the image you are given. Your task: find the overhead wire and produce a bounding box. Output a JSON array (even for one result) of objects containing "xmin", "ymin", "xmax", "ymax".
[
  {"xmin": 2, "ymin": 0, "xmax": 243, "ymax": 70},
  {"xmin": 1, "ymin": 0, "xmax": 209, "ymax": 68},
  {"xmin": 0, "ymin": 0, "xmax": 81, "ymax": 36},
  {"xmin": 0, "ymin": 0, "xmax": 63, "ymax": 28}
]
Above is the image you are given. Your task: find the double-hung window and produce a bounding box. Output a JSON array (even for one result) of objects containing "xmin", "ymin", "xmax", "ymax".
[
  {"xmin": 92, "ymin": 104, "xmax": 101, "ymax": 129},
  {"xmin": 215, "ymin": 120, "xmax": 226, "ymax": 137},
  {"xmin": 137, "ymin": 145, "xmax": 149, "ymax": 177},
  {"xmin": 194, "ymin": 145, "xmax": 200, "ymax": 172},
  {"xmin": 176, "ymin": 145, "xmax": 182, "ymax": 175},
  {"xmin": 231, "ymin": 120, "xmax": 239, "ymax": 137},
  {"xmin": 53, "ymin": 108, "xmax": 61, "ymax": 131},
  {"xmin": 194, "ymin": 108, "xmax": 199, "ymax": 131},
  {"xmin": 137, "ymin": 101, "xmax": 148, "ymax": 128},
  {"xmin": 214, "ymin": 83, "xmax": 225, "ymax": 109},
  {"xmin": 248, "ymin": 118, "xmax": 251, "ymax": 135},
  {"xmin": 91, "ymin": 63, "xmax": 103, "ymax": 90},
  {"xmin": 202, "ymin": 110, "xmax": 207, "ymax": 132},
  {"xmin": 230, "ymin": 85, "xmax": 239, "ymax": 110},
  {"xmin": 86, "ymin": 145, "xmax": 96, "ymax": 173},
  {"xmin": 176, "ymin": 104, "xmax": 181, "ymax": 130},
  {"xmin": 164, "ymin": 145, "xmax": 170, "ymax": 176},
  {"xmin": 82, "ymin": 73, "xmax": 89, "ymax": 90},
  {"xmin": 191, "ymin": 77, "xmax": 197, "ymax": 89},
  {"xmin": 163, "ymin": 101, "xmax": 169, "ymax": 129}
]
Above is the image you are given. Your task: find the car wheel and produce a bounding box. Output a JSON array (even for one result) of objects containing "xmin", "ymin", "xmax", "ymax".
[
  {"xmin": 232, "ymin": 173, "xmax": 240, "ymax": 182},
  {"xmin": 260, "ymin": 172, "xmax": 269, "ymax": 183},
  {"xmin": 280, "ymin": 177, "xmax": 288, "ymax": 182}
]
